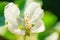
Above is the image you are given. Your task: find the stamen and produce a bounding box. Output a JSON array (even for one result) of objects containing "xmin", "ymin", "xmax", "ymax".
[{"xmin": 24, "ymin": 13, "xmax": 32, "ymax": 36}]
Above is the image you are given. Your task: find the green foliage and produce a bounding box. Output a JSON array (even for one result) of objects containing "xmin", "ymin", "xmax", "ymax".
[
  {"xmin": 0, "ymin": 2, "xmax": 8, "ymax": 16},
  {"xmin": 42, "ymin": 11, "xmax": 58, "ymax": 30},
  {"xmin": 0, "ymin": 2, "xmax": 8, "ymax": 26},
  {"xmin": 0, "ymin": 16, "xmax": 5, "ymax": 26},
  {"xmin": 3, "ymin": 28, "xmax": 16, "ymax": 40},
  {"xmin": 14, "ymin": 0, "xmax": 26, "ymax": 18},
  {"xmin": 38, "ymin": 11, "xmax": 58, "ymax": 40},
  {"xmin": 14, "ymin": 0, "xmax": 26, "ymax": 10}
]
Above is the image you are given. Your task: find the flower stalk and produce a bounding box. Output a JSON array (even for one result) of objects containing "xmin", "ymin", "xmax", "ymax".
[{"xmin": 24, "ymin": 34, "xmax": 26, "ymax": 40}]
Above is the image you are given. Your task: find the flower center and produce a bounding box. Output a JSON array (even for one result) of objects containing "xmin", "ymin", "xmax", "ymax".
[{"xmin": 24, "ymin": 14, "xmax": 32, "ymax": 36}]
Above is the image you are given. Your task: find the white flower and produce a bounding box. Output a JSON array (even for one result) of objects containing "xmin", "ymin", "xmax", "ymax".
[{"xmin": 4, "ymin": 2, "xmax": 45, "ymax": 36}]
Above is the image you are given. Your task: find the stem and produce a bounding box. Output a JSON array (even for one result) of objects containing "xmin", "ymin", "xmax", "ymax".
[{"xmin": 24, "ymin": 34, "xmax": 26, "ymax": 40}]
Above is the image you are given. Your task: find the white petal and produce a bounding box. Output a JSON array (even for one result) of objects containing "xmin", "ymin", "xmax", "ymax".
[
  {"xmin": 30, "ymin": 7, "xmax": 44, "ymax": 23},
  {"xmin": 45, "ymin": 32, "xmax": 59, "ymax": 40},
  {"xmin": 24, "ymin": 2, "xmax": 41, "ymax": 19},
  {"xmin": 8, "ymin": 23, "xmax": 25, "ymax": 36},
  {"xmin": 24, "ymin": 2, "xmax": 44, "ymax": 23},
  {"xmin": 14, "ymin": 29, "xmax": 25, "ymax": 36},
  {"xmin": 4, "ymin": 2, "xmax": 20, "ymax": 25},
  {"xmin": 31, "ymin": 20, "xmax": 45, "ymax": 33}
]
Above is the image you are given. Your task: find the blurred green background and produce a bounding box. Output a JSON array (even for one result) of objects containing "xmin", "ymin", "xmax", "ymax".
[{"xmin": 0, "ymin": 0, "xmax": 60, "ymax": 40}]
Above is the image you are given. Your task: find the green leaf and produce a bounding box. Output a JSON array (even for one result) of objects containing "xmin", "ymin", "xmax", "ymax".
[
  {"xmin": 3, "ymin": 28, "xmax": 16, "ymax": 40},
  {"xmin": 0, "ymin": 2, "xmax": 8, "ymax": 16},
  {"xmin": 42, "ymin": 11, "xmax": 58, "ymax": 30},
  {"xmin": 0, "ymin": 16, "xmax": 5, "ymax": 26},
  {"xmin": 0, "ymin": 2, "xmax": 8, "ymax": 26},
  {"xmin": 14, "ymin": 0, "xmax": 26, "ymax": 10}
]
